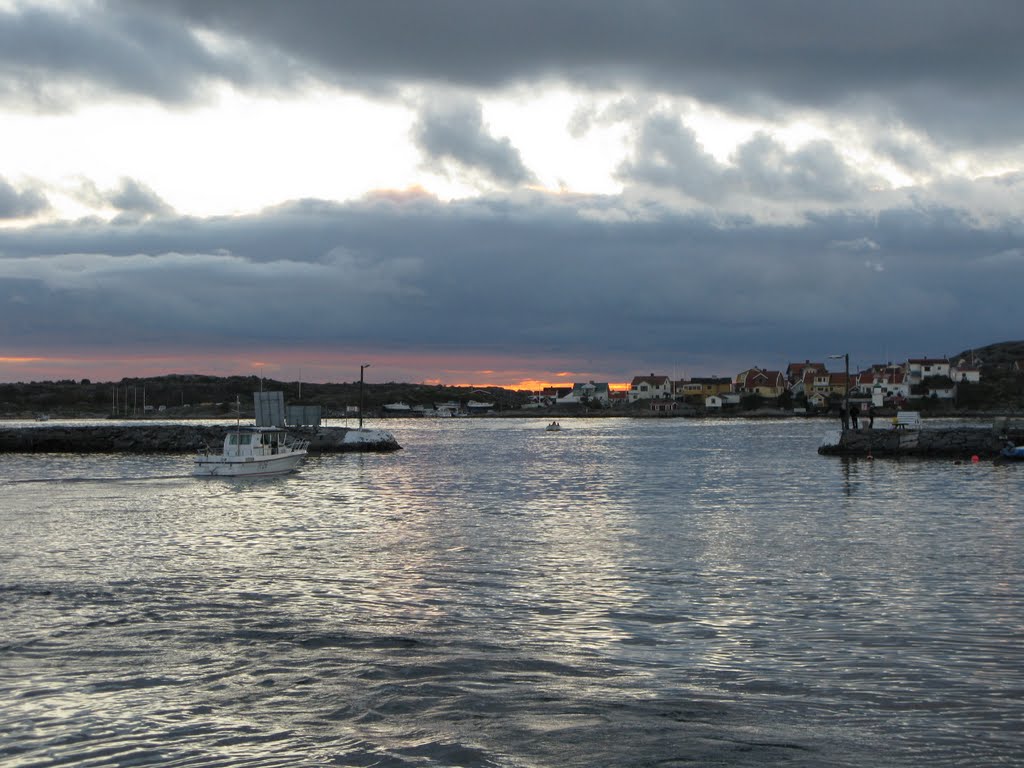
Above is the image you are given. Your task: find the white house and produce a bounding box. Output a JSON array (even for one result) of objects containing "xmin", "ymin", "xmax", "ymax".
[
  {"xmin": 557, "ymin": 381, "xmax": 611, "ymax": 405},
  {"xmin": 926, "ymin": 382, "xmax": 957, "ymax": 400},
  {"xmin": 906, "ymin": 357, "xmax": 950, "ymax": 384},
  {"xmin": 859, "ymin": 367, "xmax": 911, "ymax": 402},
  {"xmin": 629, "ymin": 374, "xmax": 672, "ymax": 402}
]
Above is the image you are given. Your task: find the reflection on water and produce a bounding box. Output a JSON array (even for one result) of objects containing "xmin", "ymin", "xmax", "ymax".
[{"xmin": 1, "ymin": 418, "xmax": 1022, "ymax": 767}]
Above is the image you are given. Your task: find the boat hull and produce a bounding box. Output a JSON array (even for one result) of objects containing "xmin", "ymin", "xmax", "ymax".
[{"xmin": 192, "ymin": 451, "xmax": 306, "ymax": 477}]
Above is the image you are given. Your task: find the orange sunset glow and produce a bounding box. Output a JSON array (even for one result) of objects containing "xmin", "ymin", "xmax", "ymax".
[{"xmin": 463, "ymin": 379, "xmax": 632, "ymax": 392}]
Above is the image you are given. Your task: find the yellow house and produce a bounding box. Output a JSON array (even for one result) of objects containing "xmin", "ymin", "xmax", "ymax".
[
  {"xmin": 677, "ymin": 376, "xmax": 733, "ymax": 401},
  {"xmin": 735, "ymin": 368, "xmax": 786, "ymax": 398}
]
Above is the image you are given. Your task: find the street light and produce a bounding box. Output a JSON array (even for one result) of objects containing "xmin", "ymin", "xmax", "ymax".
[
  {"xmin": 359, "ymin": 363, "xmax": 370, "ymax": 429},
  {"xmin": 829, "ymin": 353, "xmax": 849, "ymax": 430}
]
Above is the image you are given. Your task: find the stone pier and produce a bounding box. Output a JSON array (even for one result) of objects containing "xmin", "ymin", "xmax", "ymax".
[
  {"xmin": 818, "ymin": 423, "xmax": 1023, "ymax": 459},
  {"xmin": 0, "ymin": 425, "xmax": 401, "ymax": 454}
]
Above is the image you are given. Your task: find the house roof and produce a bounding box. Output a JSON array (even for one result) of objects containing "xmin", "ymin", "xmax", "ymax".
[
  {"xmin": 908, "ymin": 357, "xmax": 949, "ymax": 365},
  {"xmin": 786, "ymin": 361, "xmax": 827, "ymax": 378},
  {"xmin": 541, "ymin": 386, "xmax": 572, "ymax": 396},
  {"xmin": 631, "ymin": 374, "xmax": 669, "ymax": 386},
  {"xmin": 739, "ymin": 368, "xmax": 784, "ymax": 388},
  {"xmin": 688, "ymin": 376, "xmax": 731, "ymax": 384}
]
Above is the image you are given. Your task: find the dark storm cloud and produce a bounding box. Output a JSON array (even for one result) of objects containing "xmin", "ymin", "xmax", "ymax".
[
  {"xmin": 4, "ymin": 2, "xmax": 1020, "ymax": 145},
  {"xmin": 0, "ymin": 2, "xmax": 290, "ymax": 109},
  {"xmin": 0, "ymin": 176, "xmax": 49, "ymax": 219},
  {"xmin": 129, "ymin": 0, "xmax": 1024, "ymax": 146},
  {"xmin": 0, "ymin": 192, "xmax": 1018, "ymax": 371},
  {"xmin": 413, "ymin": 96, "xmax": 536, "ymax": 186}
]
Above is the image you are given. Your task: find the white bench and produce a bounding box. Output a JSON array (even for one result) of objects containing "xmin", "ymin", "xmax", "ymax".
[{"xmin": 894, "ymin": 411, "xmax": 921, "ymax": 430}]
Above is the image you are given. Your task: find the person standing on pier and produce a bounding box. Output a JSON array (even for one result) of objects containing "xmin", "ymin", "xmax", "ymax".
[{"xmin": 849, "ymin": 403, "xmax": 859, "ymax": 430}]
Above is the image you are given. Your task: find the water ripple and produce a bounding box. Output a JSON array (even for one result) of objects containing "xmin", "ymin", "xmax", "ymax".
[{"xmin": 1, "ymin": 418, "xmax": 1021, "ymax": 766}]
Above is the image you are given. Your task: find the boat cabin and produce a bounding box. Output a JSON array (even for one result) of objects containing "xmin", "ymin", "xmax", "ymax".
[{"xmin": 223, "ymin": 427, "xmax": 293, "ymax": 457}]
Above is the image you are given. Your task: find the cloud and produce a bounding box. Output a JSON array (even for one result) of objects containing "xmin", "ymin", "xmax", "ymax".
[
  {"xmin": 0, "ymin": 1, "xmax": 293, "ymax": 110},
  {"xmin": 70, "ymin": 177, "xmax": 175, "ymax": 221},
  {"xmin": 829, "ymin": 237, "xmax": 880, "ymax": 253},
  {"xmin": 0, "ymin": 1, "xmax": 1017, "ymax": 152},
  {"xmin": 733, "ymin": 134, "xmax": 870, "ymax": 202},
  {"xmin": 413, "ymin": 95, "xmax": 536, "ymax": 186},
  {"xmin": 0, "ymin": 175, "xmax": 49, "ymax": 219},
  {"xmin": 618, "ymin": 115, "xmax": 878, "ymax": 210},
  {"xmin": 107, "ymin": 178, "xmax": 175, "ymax": 219},
  {"xmin": 617, "ymin": 115, "xmax": 726, "ymax": 202},
  {"xmin": 0, "ymin": 192, "xmax": 1019, "ymax": 376},
  {"xmin": 0, "ymin": 2, "xmax": 1018, "ymax": 384},
  {"xmin": 82, "ymin": 0, "xmax": 1024, "ymax": 150}
]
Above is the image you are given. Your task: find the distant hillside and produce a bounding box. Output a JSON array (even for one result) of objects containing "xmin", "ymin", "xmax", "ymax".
[
  {"xmin": 0, "ymin": 374, "xmax": 528, "ymax": 418},
  {"xmin": 955, "ymin": 340, "xmax": 1024, "ymax": 369}
]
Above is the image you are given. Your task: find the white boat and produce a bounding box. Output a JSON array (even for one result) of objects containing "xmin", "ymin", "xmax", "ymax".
[
  {"xmin": 545, "ymin": 421, "xmax": 562, "ymax": 432},
  {"xmin": 193, "ymin": 426, "xmax": 309, "ymax": 478}
]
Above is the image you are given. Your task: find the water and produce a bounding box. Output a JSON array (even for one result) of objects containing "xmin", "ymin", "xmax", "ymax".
[{"xmin": 1, "ymin": 418, "xmax": 1021, "ymax": 767}]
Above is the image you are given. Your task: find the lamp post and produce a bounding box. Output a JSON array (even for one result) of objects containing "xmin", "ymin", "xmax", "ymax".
[
  {"xmin": 829, "ymin": 353, "xmax": 849, "ymax": 430},
  {"xmin": 359, "ymin": 363, "xmax": 370, "ymax": 429}
]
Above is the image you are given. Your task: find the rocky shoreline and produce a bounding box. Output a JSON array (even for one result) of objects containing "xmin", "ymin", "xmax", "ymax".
[{"xmin": 0, "ymin": 425, "xmax": 401, "ymax": 454}]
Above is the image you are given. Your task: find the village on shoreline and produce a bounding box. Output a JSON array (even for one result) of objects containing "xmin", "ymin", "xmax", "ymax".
[{"xmin": 2, "ymin": 341, "xmax": 1022, "ymax": 422}]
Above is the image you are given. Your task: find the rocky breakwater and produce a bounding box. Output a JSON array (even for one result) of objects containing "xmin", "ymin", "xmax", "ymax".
[
  {"xmin": 0, "ymin": 425, "xmax": 401, "ymax": 453},
  {"xmin": 818, "ymin": 422, "xmax": 1024, "ymax": 459}
]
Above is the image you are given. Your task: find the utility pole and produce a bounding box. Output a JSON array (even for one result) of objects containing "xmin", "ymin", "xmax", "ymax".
[
  {"xmin": 359, "ymin": 363, "xmax": 371, "ymax": 430},
  {"xmin": 830, "ymin": 353, "xmax": 850, "ymax": 430}
]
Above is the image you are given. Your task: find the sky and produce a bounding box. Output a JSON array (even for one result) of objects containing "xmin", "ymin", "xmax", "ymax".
[{"xmin": 1, "ymin": 0, "xmax": 1022, "ymax": 388}]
